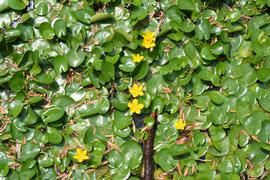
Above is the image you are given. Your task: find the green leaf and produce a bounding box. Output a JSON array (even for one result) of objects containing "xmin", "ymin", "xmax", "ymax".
[
  {"xmin": 46, "ymin": 127, "xmax": 63, "ymax": 144},
  {"xmin": 9, "ymin": 71, "xmax": 24, "ymax": 92},
  {"xmin": 52, "ymin": 95, "xmax": 74, "ymax": 109},
  {"xmin": 23, "ymin": 108, "xmax": 38, "ymax": 125},
  {"xmin": 178, "ymin": 0, "xmax": 196, "ymax": 11},
  {"xmin": 239, "ymin": 41, "xmax": 252, "ymax": 58},
  {"xmin": 258, "ymin": 121, "xmax": 270, "ymax": 143},
  {"xmin": 9, "ymin": 99, "xmax": 24, "ymax": 117},
  {"xmin": 151, "ymin": 96, "xmax": 165, "ymax": 114},
  {"xmin": 35, "ymin": 2, "xmax": 49, "ymax": 16},
  {"xmin": 147, "ymin": 74, "xmax": 167, "ymax": 95},
  {"xmin": 91, "ymin": 13, "xmax": 114, "ymax": 23},
  {"xmin": 52, "ymin": 55, "xmax": 68, "ymax": 74},
  {"xmin": 0, "ymin": 0, "xmax": 9, "ymax": 12},
  {"xmin": 8, "ymin": 0, "xmax": 28, "ymax": 10},
  {"xmin": 38, "ymin": 154, "xmax": 53, "ymax": 168},
  {"xmin": 259, "ymin": 92, "xmax": 270, "ymax": 112},
  {"xmin": 258, "ymin": 68, "xmax": 270, "ymax": 82},
  {"xmin": 113, "ymin": 110, "xmax": 132, "ymax": 130},
  {"xmin": 217, "ymin": 155, "xmax": 242, "ymax": 173},
  {"xmin": 4, "ymin": 28, "xmax": 21, "ymax": 42},
  {"xmin": 242, "ymin": 112, "xmax": 262, "ymax": 135},
  {"xmin": 201, "ymin": 47, "xmax": 216, "ymax": 60},
  {"xmin": 154, "ymin": 148, "xmax": 178, "ymax": 171},
  {"xmin": 97, "ymin": 98, "xmax": 110, "ymax": 114},
  {"xmin": 132, "ymin": 61, "xmax": 149, "ymax": 80},
  {"xmin": 169, "ymin": 144, "xmax": 189, "ymax": 156},
  {"xmin": 209, "ymin": 126, "xmax": 226, "ymax": 141},
  {"xmin": 84, "ymin": 127, "xmax": 96, "ymax": 144},
  {"xmin": 36, "ymin": 73, "xmax": 54, "ymax": 84},
  {"xmin": 209, "ymin": 91, "xmax": 225, "ymax": 105},
  {"xmin": 42, "ymin": 107, "xmax": 65, "ymax": 123},
  {"xmin": 121, "ymin": 141, "xmax": 143, "ymax": 170},
  {"xmin": 53, "ymin": 19, "xmax": 67, "ymax": 38},
  {"xmin": 89, "ymin": 71, "xmax": 100, "ymax": 88},
  {"xmin": 90, "ymin": 115, "xmax": 110, "ymax": 127},
  {"xmin": 248, "ymin": 165, "xmax": 264, "ymax": 178},
  {"xmin": 195, "ymin": 20, "xmax": 210, "ymax": 40},
  {"xmin": 111, "ymin": 92, "xmax": 129, "ymax": 111},
  {"xmin": 20, "ymin": 142, "xmax": 40, "ymax": 162},
  {"xmin": 113, "ymin": 126, "xmax": 131, "ymax": 138},
  {"xmin": 144, "ymin": 117, "xmax": 155, "ymax": 128},
  {"xmin": 229, "ymin": 10, "xmax": 241, "ymax": 22},
  {"xmin": 78, "ymin": 104, "xmax": 98, "ymax": 117},
  {"xmin": 222, "ymin": 78, "xmax": 239, "ymax": 95},
  {"xmin": 112, "ymin": 168, "xmax": 130, "ymax": 180},
  {"xmin": 0, "ymin": 152, "xmax": 9, "ymax": 176},
  {"xmin": 184, "ymin": 42, "xmax": 201, "ymax": 68},
  {"xmin": 101, "ymin": 61, "xmax": 115, "ymax": 81},
  {"xmin": 66, "ymin": 50, "xmax": 85, "ymax": 68},
  {"xmin": 108, "ymin": 150, "xmax": 123, "ymax": 169},
  {"xmin": 76, "ymin": 9, "xmax": 92, "ymax": 24},
  {"xmin": 119, "ymin": 57, "xmax": 136, "ymax": 72},
  {"xmin": 39, "ymin": 22, "xmax": 55, "ymax": 40}
]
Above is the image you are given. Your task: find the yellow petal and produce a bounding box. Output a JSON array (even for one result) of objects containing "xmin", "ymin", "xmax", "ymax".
[
  {"xmin": 132, "ymin": 99, "xmax": 139, "ymax": 104},
  {"xmin": 135, "ymin": 109, "xmax": 141, "ymax": 114},
  {"xmin": 138, "ymin": 91, "xmax": 144, "ymax": 96},
  {"xmin": 138, "ymin": 103, "xmax": 144, "ymax": 109},
  {"xmin": 174, "ymin": 119, "xmax": 186, "ymax": 130},
  {"xmin": 128, "ymin": 102, "xmax": 133, "ymax": 108},
  {"xmin": 143, "ymin": 31, "xmax": 155, "ymax": 39},
  {"xmin": 128, "ymin": 99, "xmax": 144, "ymax": 114},
  {"xmin": 132, "ymin": 54, "xmax": 144, "ymax": 62},
  {"xmin": 73, "ymin": 148, "xmax": 89, "ymax": 163},
  {"xmin": 142, "ymin": 40, "xmax": 155, "ymax": 49}
]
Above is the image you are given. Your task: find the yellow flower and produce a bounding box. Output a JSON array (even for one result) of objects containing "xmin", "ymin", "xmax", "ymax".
[
  {"xmin": 129, "ymin": 84, "xmax": 144, "ymax": 98},
  {"xmin": 174, "ymin": 118, "xmax": 186, "ymax": 130},
  {"xmin": 142, "ymin": 40, "xmax": 156, "ymax": 49},
  {"xmin": 142, "ymin": 31, "xmax": 155, "ymax": 41},
  {"xmin": 128, "ymin": 99, "xmax": 144, "ymax": 114},
  {"xmin": 142, "ymin": 31, "xmax": 156, "ymax": 49},
  {"xmin": 132, "ymin": 54, "xmax": 144, "ymax": 63},
  {"xmin": 73, "ymin": 148, "xmax": 89, "ymax": 163}
]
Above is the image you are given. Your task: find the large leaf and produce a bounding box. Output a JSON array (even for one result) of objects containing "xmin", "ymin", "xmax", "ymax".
[
  {"xmin": 154, "ymin": 148, "xmax": 178, "ymax": 172},
  {"xmin": 121, "ymin": 141, "xmax": 143, "ymax": 170}
]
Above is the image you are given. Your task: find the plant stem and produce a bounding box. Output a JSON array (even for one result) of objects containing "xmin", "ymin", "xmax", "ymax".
[{"xmin": 143, "ymin": 112, "xmax": 157, "ymax": 180}]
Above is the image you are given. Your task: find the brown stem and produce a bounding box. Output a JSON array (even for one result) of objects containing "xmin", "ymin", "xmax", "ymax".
[{"xmin": 143, "ymin": 112, "xmax": 157, "ymax": 180}]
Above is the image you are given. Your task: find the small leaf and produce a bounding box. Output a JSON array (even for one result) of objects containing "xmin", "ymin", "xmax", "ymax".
[
  {"xmin": 201, "ymin": 47, "xmax": 216, "ymax": 60},
  {"xmin": 46, "ymin": 127, "xmax": 63, "ymax": 144},
  {"xmin": 42, "ymin": 107, "xmax": 65, "ymax": 123},
  {"xmin": 9, "ymin": 71, "xmax": 24, "ymax": 92},
  {"xmin": 209, "ymin": 91, "xmax": 224, "ymax": 105},
  {"xmin": 8, "ymin": 0, "xmax": 27, "ymax": 10},
  {"xmin": 154, "ymin": 148, "xmax": 178, "ymax": 171},
  {"xmin": 39, "ymin": 22, "xmax": 55, "ymax": 40},
  {"xmin": 53, "ymin": 19, "xmax": 66, "ymax": 38},
  {"xmin": 0, "ymin": 152, "xmax": 9, "ymax": 176},
  {"xmin": 9, "ymin": 99, "xmax": 24, "ymax": 117},
  {"xmin": 132, "ymin": 62, "xmax": 149, "ymax": 80},
  {"xmin": 66, "ymin": 50, "xmax": 85, "ymax": 68},
  {"xmin": 52, "ymin": 55, "xmax": 68, "ymax": 74},
  {"xmin": 178, "ymin": 0, "xmax": 196, "ymax": 11},
  {"xmin": 35, "ymin": 2, "xmax": 49, "ymax": 16},
  {"xmin": 113, "ymin": 111, "xmax": 132, "ymax": 130},
  {"xmin": 91, "ymin": 13, "xmax": 114, "ymax": 23},
  {"xmin": 121, "ymin": 141, "xmax": 143, "ymax": 170},
  {"xmin": 20, "ymin": 142, "xmax": 40, "ymax": 162}
]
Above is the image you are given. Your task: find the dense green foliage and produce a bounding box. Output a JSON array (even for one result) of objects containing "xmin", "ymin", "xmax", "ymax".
[{"xmin": 1, "ymin": 0, "xmax": 270, "ymax": 179}]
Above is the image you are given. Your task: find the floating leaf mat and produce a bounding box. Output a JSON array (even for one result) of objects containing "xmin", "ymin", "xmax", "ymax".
[{"xmin": 0, "ymin": 0, "xmax": 270, "ymax": 179}]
